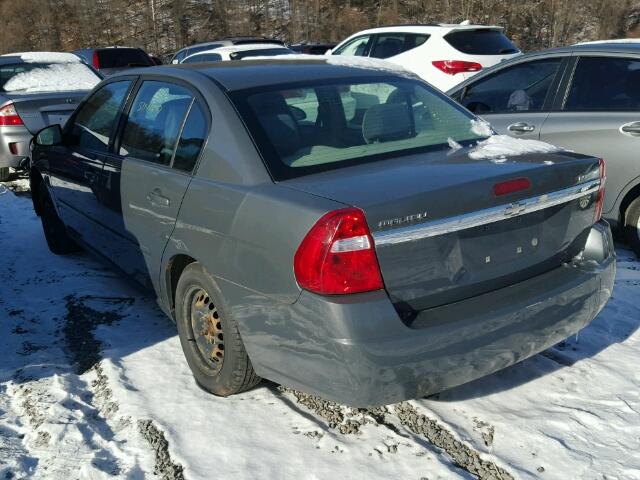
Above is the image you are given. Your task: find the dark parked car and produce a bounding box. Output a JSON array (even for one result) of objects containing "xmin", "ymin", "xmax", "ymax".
[
  {"xmin": 0, "ymin": 52, "xmax": 101, "ymax": 181},
  {"xmin": 289, "ymin": 42, "xmax": 337, "ymax": 55},
  {"xmin": 30, "ymin": 59, "xmax": 614, "ymax": 406},
  {"xmin": 449, "ymin": 41, "xmax": 640, "ymax": 255},
  {"xmin": 73, "ymin": 47, "xmax": 155, "ymax": 76},
  {"xmin": 170, "ymin": 37, "xmax": 285, "ymax": 64}
]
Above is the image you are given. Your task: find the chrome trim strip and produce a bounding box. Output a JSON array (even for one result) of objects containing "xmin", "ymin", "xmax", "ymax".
[{"xmin": 373, "ymin": 180, "xmax": 601, "ymax": 246}]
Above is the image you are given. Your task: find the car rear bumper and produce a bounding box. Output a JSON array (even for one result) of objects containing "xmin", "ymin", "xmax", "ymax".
[
  {"xmin": 245, "ymin": 221, "xmax": 615, "ymax": 406},
  {"xmin": 0, "ymin": 126, "xmax": 32, "ymax": 169}
]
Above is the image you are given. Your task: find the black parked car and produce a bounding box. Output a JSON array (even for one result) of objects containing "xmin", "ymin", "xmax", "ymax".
[
  {"xmin": 73, "ymin": 47, "xmax": 155, "ymax": 76},
  {"xmin": 289, "ymin": 42, "xmax": 337, "ymax": 55}
]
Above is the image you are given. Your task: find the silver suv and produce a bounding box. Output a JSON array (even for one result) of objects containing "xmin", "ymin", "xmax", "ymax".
[{"xmin": 449, "ymin": 42, "xmax": 640, "ymax": 255}]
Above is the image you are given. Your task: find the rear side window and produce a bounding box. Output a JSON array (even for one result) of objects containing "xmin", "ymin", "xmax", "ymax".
[
  {"xmin": 232, "ymin": 78, "xmax": 484, "ymax": 180},
  {"xmin": 67, "ymin": 80, "xmax": 131, "ymax": 153},
  {"xmin": 98, "ymin": 49, "xmax": 153, "ymax": 68},
  {"xmin": 333, "ymin": 35, "xmax": 371, "ymax": 56},
  {"xmin": 173, "ymin": 102, "xmax": 207, "ymax": 172},
  {"xmin": 119, "ymin": 81, "xmax": 193, "ymax": 165},
  {"xmin": 444, "ymin": 29, "xmax": 518, "ymax": 55},
  {"xmin": 460, "ymin": 58, "xmax": 562, "ymax": 114},
  {"xmin": 183, "ymin": 53, "xmax": 222, "ymax": 63},
  {"xmin": 369, "ymin": 33, "xmax": 429, "ymax": 59},
  {"xmin": 231, "ymin": 48, "xmax": 293, "ymax": 60},
  {"xmin": 564, "ymin": 57, "xmax": 640, "ymax": 111}
]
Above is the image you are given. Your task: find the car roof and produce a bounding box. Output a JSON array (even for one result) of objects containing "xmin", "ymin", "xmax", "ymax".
[
  {"xmin": 514, "ymin": 41, "xmax": 640, "ymax": 57},
  {"xmin": 120, "ymin": 57, "xmax": 413, "ymax": 91},
  {"xmin": 344, "ymin": 23, "xmax": 505, "ymax": 37},
  {"xmin": 177, "ymin": 37, "xmax": 284, "ymax": 53}
]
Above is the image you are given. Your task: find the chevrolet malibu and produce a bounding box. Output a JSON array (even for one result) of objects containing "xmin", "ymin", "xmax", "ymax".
[{"xmin": 29, "ymin": 59, "xmax": 614, "ymax": 406}]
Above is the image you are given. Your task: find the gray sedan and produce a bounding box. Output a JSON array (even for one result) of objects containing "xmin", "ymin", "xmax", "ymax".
[
  {"xmin": 0, "ymin": 52, "xmax": 100, "ymax": 180},
  {"xmin": 448, "ymin": 42, "xmax": 640, "ymax": 256},
  {"xmin": 30, "ymin": 59, "xmax": 614, "ymax": 406}
]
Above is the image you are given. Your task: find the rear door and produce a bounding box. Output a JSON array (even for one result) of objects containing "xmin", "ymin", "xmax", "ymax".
[
  {"xmin": 453, "ymin": 55, "xmax": 569, "ymax": 139},
  {"xmin": 539, "ymin": 54, "xmax": 640, "ymax": 220},
  {"xmin": 114, "ymin": 79, "xmax": 208, "ymax": 293}
]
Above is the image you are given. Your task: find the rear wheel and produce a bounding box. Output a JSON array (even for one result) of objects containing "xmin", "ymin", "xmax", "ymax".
[
  {"xmin": 624, "ymin": 196, "xmax": 640, "ymax": 257},
  {"xmin": 38, "ymin": 182, "xmax": 80, "ymax": 254},
  {"xmin": 175, "ymin": 263, "xmax": 260, "ymax": 396},
  {"xmin": 0, "ymin": 167, "xmax": 10, "ymax": 181}
]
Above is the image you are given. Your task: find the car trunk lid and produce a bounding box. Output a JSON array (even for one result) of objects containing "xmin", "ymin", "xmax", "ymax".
[
  {"xmin": 284, "ymin": 147, "xmax": 601, "ymax": 316},
  {"xmin": 6, "ymin": 91, "xmax": 87, "ymax": 134}
]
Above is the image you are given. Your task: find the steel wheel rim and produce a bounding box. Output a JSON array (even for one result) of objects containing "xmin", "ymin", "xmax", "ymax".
[{"xmin": 189, "ymin": 287, "xmax": 224, "ymax": 373}]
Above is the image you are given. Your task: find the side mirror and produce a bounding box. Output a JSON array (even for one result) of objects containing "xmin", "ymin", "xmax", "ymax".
[{"xmin": 35, "ymin": 124, "xmax": 63, "ymax": 147}]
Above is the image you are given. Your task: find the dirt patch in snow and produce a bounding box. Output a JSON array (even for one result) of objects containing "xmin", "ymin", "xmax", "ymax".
[
  {"xmin": 138, "ymin": 420, "xmax": 185, "ymax": 480},
  {"xmin": 62, "ymin": 295, "xmax": 132, "ymax": 374},
  {"xmin": 395, "ymin": 403, "xmax": 513, "ymax": 480}
]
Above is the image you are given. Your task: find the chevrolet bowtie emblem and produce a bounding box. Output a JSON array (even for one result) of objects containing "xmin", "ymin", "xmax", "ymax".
[{"xmin": 504, "ymin": 201, "xmax": 526, "ymax": 217}]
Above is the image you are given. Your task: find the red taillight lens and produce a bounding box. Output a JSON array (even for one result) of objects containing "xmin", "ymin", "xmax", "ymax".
[
  {"xmin": 493, "ymin": 177, "xmax": 531, "ymax": 196},
  {"xmin": 0, "ymin": 103, "xmax": 24, "ymax": 126},
  {"xmin": 294, "ymin": 207, "xmax": 384, "ymax": 295},
  {"xmin": 92, "ymin": 51, "xmax": 100, "ymax": 69},
  {"xmin": 594, "ymin": 158, "xmax": 606, "ymax": 223},
  {"xmin": 432, "ymin": 60, "xmax": 483, "ymax": 75}
]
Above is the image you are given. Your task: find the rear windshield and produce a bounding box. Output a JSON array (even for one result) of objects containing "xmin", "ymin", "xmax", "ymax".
[
  {"xmin": 98, "ymin": 49, "xmax": 153, "ymax": 68},
  {"xmin": 231, "ymin": 78, "xmax": 485, "ymax": 180},
  {"xmin": 231, "ymin": 48, "xmax": 293, "ymax": 60},
  {"xmin": 0, "ymin": 62, "xmax": 100, "ymax": 93},
  {"xmin": 444, "ymin": 29, "xmax": 518, "ymax": 55}
]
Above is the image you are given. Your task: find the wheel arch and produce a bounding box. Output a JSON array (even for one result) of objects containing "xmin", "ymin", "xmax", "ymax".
[
  {"xmin": 165, "ymin": 253, "xmax": 198, "ymax": 317},
  {"xmin": 620, "ymin": 182, "xmax": 640, "ymax": 227}
]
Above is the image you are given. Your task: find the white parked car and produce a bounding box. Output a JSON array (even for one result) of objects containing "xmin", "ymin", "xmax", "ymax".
[
  {"xmin": 181, "ymin": 43, "xmax": 294, "ymax": 63},
  {"xmin": 329, "ymin": 23, "xmax": 521, "ymax": 91}
]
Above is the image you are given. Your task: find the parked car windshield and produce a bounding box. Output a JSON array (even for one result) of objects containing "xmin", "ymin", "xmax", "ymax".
[
  {"xmin": 0, "ymin": 62, "xmax": 100, "ymax": 93},
  {"xmin": 232, "ymin": 78, "xmax": 485, "ymax": 179},
  {"xmin": 444, "ymin": 29, "xmax": 518, "ymax": 55}
]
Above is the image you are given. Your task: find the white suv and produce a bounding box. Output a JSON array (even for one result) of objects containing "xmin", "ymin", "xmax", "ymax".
[{"xmin": 329, "ymin": 23, "xmax": 521, "ymax": 91}]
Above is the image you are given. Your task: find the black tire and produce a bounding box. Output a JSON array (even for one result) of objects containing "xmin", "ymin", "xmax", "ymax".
[
  {"xmin": 625, "ymin": 197, "xmax": 640, "ymax": 257},
  {"xmin": 175, "ymin": 263, "xmax": 260, "ymax": 396},
  {"xmin": 0, "ymin": 167, "xmax": 10, "ymax": 181},
  {"xmin": 38, "ymin": 182, "xmax": 80, "ymax": 254}
]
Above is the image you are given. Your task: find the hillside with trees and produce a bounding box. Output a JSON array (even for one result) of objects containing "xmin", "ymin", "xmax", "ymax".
[{"xmin": 1, "ymin": 0, "xmax": 639, "ymax": 58}]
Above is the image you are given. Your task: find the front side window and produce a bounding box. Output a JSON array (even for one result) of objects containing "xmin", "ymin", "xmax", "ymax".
[
  {"xmin": 119, "ymin": 81, "xmax": 193, "ymax": 165},
  {"xmin": 460, "ymin": 58, "xmax": 562, "ymax": 114},
  {"xmin": 333, "ymin": 35, "xmax": 371, "ymax": 57},
  {"xmin": 369, "ymin": 33, "xmax": 429, "ymax": 59},
  {"xmin": 564, "ymin": 57, "xmax": 640, "ymax": 111},
  {"xmin": 67, "ymin": 80, "xmax": 131, "ymax": 153},
  {"xmin": 232, "ymin": 78, "xmax": 485, "ymax": 180}
]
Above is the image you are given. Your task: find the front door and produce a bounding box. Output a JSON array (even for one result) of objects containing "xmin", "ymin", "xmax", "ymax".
[
  {"xmin": 47, "ymin": 80, "xmax": 133, "ymax": 251},
  {"xmin": 454, "ymin": 56, "xmax": 567, "ymax": 139}
]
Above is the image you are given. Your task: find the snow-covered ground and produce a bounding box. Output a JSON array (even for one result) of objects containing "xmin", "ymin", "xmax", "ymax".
[{"xmin": 1, "ymin": 181, "xmax": 639, "ymax": 480}]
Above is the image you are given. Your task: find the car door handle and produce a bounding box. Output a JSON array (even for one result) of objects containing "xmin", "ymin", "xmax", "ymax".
[
  {"xmin": 146, "ymin": 189, "xmax": 170, "ymax": 207},
  {"xmin": 620, "ymin": 121, "xmax": 640, "ymax": 135},
  {"xmin": 508, "ymin": 122, "xmax": 536, "ymax": 133}
]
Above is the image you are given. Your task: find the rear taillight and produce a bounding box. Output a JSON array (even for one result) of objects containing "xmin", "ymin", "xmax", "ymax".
[
  {"xmin": 493, "ymin": 177, "xmax": 531, "ymax": 196},
  {"xmin": 594, "ymin": 158, "xmax": 606, "ymax": 223},
  {"xmin": 0, "ymin": 103, "xmax": 24, "ymax": 126},
  {"xmin": 92, "ymin": 51, "xmax": 100, "ymax": 69},
  {"xmin": 432, "ymin": 60, "xmax": 482, "ymax": 75},
  {"xmin": 294, "ymin": 207, "xmax": 384, "ymax": 295}
]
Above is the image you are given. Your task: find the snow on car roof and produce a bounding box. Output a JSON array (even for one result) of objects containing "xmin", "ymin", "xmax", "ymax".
[
  {"xmin": 197, "ymin": 43, "xmax": 288, "ymax": 54},
  {"xmin": 1, "ymin": 52, "xmax": 83, "ymax": 64}
]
